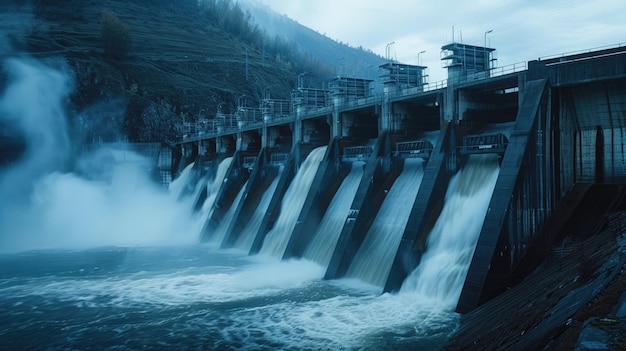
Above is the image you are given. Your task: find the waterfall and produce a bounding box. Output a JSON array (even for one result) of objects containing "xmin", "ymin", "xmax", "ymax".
[
  {"xmin": 400, "ymin": 154, "xmax": 500, "ymax": 308},
  {"xmin": 192, "ymin": 158, "xmax": 232, "ymax": 236},
  {"xmin": 210, "ymin": 181, "xmax": 247, "ymax": 244},
  {"xmin": 260, "ymin": 146, "xmax": 327, "ymax": 258},
  {"xmin": 303, "ymin": 161, "xmax": 364, "ymax": 267},
  {"xmin": 201, "ymin": 157, "xmax": 233, "ymax": 215},
  {"xmin": 235, "ymin": 169, "xmax": 282, "ymax": 252},
  {"xmin": 168, "ymin": 162, "xmax": 195, "ymax": 199},
  {"xmin": 346, "ymin": 158, "xmax": 425, "ymax": 289}
]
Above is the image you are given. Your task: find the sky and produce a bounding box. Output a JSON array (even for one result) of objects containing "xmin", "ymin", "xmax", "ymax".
[{"xmin": 257, "ymin": 0, "xmax": 626, "ymax": 82}]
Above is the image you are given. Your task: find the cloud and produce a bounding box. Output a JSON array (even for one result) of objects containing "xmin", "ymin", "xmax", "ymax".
[{"xmin": 259, "ymin": 0, "xmax": 626, "ymax": 82}]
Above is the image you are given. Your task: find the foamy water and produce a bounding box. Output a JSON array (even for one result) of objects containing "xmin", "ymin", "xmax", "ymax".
[
  {"xmin": 346, "ymin": 159, "xmax": 425, "ymax": 289},
  {"xmin": 0, "ymin": 53, "xmax": 461, "ymax": 351},
  {"xmin": 234, "ymin": 169, "xmax": 282, "ymax": 251},
  {"xmin": 0, "ymin": 247, "xmax": 459, "ymax": 350},
  {"xmin": 401, "ymin": 154, "xmax": 501, "ymax": 308},
  {"xmin": 260, "ymin": 146, "xmax": 327, "ymax": 258},
  {"xmin": 304, "ymin": 161, "xmax": 364, "ymax": 267}
]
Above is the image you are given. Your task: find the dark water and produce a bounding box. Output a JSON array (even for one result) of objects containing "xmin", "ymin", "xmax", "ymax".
[
  {"xmin": 0, "ymin": 245, "xmax": 458, "ymax": 350},
  {"xmin": 0, "ymin": 57, "xmax": 459, "ymax": 351}
]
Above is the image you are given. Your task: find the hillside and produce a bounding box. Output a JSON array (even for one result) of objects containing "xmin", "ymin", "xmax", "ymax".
[
  {"xmin": 0, "ymin": 0, "xmax": 380, "ymax": 144},
  {"xmin": 240, "ymin": 0, "xmax": 384, "ymax": 80}
]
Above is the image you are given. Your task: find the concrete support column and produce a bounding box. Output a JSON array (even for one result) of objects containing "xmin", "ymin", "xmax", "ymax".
[
  {"xmin": 331, "ymin": 109, "xmax": 341, "ymax": 138},
  {"xmin": 182, "ymin": 144, "xmax": 189, "ymax": 158},
  {"xmin": 332, "ymin": 94, "xmax": 345, "ymax": 138},
  {"xmin": 457, "ymin": 89, "xmax": 471, "ymax": 122},
  {"xmin": 267, "ymin": 128, "xmax": 280, "ymax": 149},
  {"xmin": 294, "ymin": 104, "xmax": 304, "ymax": 146},
  {"xmin": 302, "ymin": 120, "xmax": 316, "ymax": 143},
  {"xmin": 443, "ymin": 83, "xmax": 456, "ymax": 123},
  {"xmin": 392, "ymin": 102, "xmax": 408, "ymax": 132},
  {"xmin": 236, "ymin": 130, "xmax": 243, "ymax": 151},
  {"xmin": 261, "ymin": 124, "xmax": 268, "ymax": 149},
  {"xmin": 341, "ymin": 112, "xmax": 355, "ymax": 138},
  {"xmin": 198, "ymin": 140, "xmax": 207, "ymax": 156},
  {"xmin": 293, "ymin": 118, "xmax": 302, "ymax": 146},
  {"xmin": 380, "ymin": 92, "xmax": 392, "ymax": 131},
  {"xmin": 216, "ymin": 137, "xmax": 223, "ymax": 155}
]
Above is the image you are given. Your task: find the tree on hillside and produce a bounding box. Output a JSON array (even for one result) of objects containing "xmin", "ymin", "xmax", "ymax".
[{"xmin": 101, "ymin": 10, "xmax": 131, "ymax": 59}]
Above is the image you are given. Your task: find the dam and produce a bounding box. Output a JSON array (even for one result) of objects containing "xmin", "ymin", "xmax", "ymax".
[{"xmin": 164, "ymin": 41, "xmax": 626, "ymax": 315}]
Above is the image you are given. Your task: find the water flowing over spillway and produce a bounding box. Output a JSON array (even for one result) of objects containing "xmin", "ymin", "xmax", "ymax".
[
  {"xmin": 400, "ymin": 154, "xmax": 501, "ymax": 308},
  {"xmin": 210, "ymin": 181, "xmax": 247, "ymax": 244},
  {"xmin": 303, "ymin": 161, "xmax": 364, "ymax": 267},
  {"xmin": 0, "ymin": 58, "xmax": 463, "ymax": 350},
  {"xmin": 234, "ymin": 170, "xmax": 281, "ymax": 252},
  {"xmin": 168, "ymin": 162, "xmax": 195, "ymax": 199},
  {"xmin": 346, "ymin": 158, "xmax": 425, "ymax": 289},
  {"xmin": 260, "ymin": 146, "xmax": 327, "ymax": 258},
  {"xmin": 203, "ymin": 157, "xmax": 233, "ymax": 215}
]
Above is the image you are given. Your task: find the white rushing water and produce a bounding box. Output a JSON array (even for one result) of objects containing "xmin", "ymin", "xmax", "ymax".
[
  {"xmin": 167, "ymin": 162, "xmax": 195, "ymax": 199},
  {"xmin": 0, "ymin": 246, "xmax": 460, "ymax": 350},
  {"xmin": 209, "ymin": 180, "xmax": 247, "ymax": 244},
  {"xmin": 260, "ymin": 146, "xmax": 327, "ymax": 258},
  {"xmin": 234, "ymin": 169, "xmax": 282, "ymax": 252},
  {"xmin": 0, "ymin": 57, "xmax": 461, "ymax": 350},
  {"xmin": 202, "ymin": 157, "xmax": 233, "ymax": 215},
  {"xmin": 303, "ymin": 161, "xmax": 364, "ymax": 267},
  {"xmin": 346, "ymin": 158, "xmax": 425, "ymax": 289},
  {"xmin": 400, "ymin": 154, "xmax": 501, "ymax": 308}
]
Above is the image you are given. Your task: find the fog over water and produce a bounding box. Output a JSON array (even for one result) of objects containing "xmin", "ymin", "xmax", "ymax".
[{"xmin": 0, "ymin": 58, "xmax": 198, "ymax": 253}]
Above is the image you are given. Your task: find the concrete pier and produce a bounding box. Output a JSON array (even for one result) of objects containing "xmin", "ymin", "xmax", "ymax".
[{"xmin": 168, "ymin": 42, "xmax": 626, "ymax": 314}]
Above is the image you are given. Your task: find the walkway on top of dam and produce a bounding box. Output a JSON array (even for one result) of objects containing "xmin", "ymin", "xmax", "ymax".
[
  {"xmin": 174, "ymin": 59, "xmax": 527, "ymax": 145},
  {"xmin": 174, "ymin": 42, "xmax": 626, "ymax": 147},
  {"xmin": 169, "ymin": 41, "xmax": 626, "ymax": 317}
]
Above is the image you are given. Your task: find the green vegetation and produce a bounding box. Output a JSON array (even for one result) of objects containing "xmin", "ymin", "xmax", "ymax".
[
  {"xmin": 101, "ymin": 10, "xmax": 131, "ymax": 59},
  {"xmin": 1, "ymin": 0, "xmax": 378, "ymax": 144}
]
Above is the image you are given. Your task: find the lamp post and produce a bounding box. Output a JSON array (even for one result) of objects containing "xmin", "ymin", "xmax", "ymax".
[
  {"xmin": 264, "ymin": 86, "xmax": 272, "ymax": 100},
  {"xmin": 417, "ymin": 50, "xmax": 425, "ymax": 66},
  {"xmin": 386, "ymin": 41, "xmax": 395, "ymax": 62},
  {"xmin": 484, "ymin": 30, "xmax": 493, "ymax": 71},
  {"xmin": 484, "ymin": 29, "xmax": 493, "ymax": 48},
  {"xmin": 297, "ymin": 72, "xmax": 308, "ymax": 89}
]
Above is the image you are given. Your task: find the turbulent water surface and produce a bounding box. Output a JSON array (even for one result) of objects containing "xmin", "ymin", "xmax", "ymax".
[
  {"xmin": 0, "ymin": 55, "xmax": 463, "ymax": 351},
  {"xmin": 0, "ymin": 246, "xmax": 459, "ymax": 350}
]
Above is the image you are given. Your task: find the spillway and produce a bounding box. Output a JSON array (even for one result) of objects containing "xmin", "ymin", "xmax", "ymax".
[
  {"xmin": 234, "ymin": 170, "xmax": 282, "ymax": 252},
  {"xmin": 210, "ymin": 181, "xmax": 247, "ymax": 244},
  {"xmin": 303, "ymin": 161, "xmax": 364, "ymax": 267},
  {"xmin": 260, "ymin": 146, "xmax": 327, "ymax": 258},
  {"xmin": 168, "ymin": 162, "xmax": 195, "ymax": 200},
  {"xmin": 400, "ymin": 154, "xmax": 501, "ymax": 307},
  {"xmin": 346, "ymin": 158, "xmax": 425, "ymax": 289},
  {"xmin": 201, "ymin": 157, "xmax": 232, "ymax": 214}
]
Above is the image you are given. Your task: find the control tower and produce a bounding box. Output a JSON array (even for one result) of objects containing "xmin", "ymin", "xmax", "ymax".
[{"xmin": 441, "ymin": 43, "xmax": 496, "ymax": 82}]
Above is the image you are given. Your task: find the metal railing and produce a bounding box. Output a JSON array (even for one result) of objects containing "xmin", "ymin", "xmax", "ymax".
[
  {"xmin": 539, "ymin": 42, "xmax": 626, "ymax": 62},
  {"xmin": 395, "ymin": 140, "xmax": 434, "ymax": 159},
  {"xmin": 463, "ymin": 61, "xmax": 527, "ymax": 82},
  {"xmin": 270, "ymin": 153, "xmax": 289, "ymax": 165},
  {"xmin": 459, "ymin": 133, "xmax": 508, "ymax": 155},
  {"xmin": 236, "ymin": 108, "xmax": 263, "ymax": 127},
  {"xmin": 341, "ymin": 145, "xmax": 373, "ymax": 162}
]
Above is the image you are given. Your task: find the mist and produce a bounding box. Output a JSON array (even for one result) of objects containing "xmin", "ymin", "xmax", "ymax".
[{"xmin": 0, "ymin": 57, "xmax": 198, "ymax": 253}]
